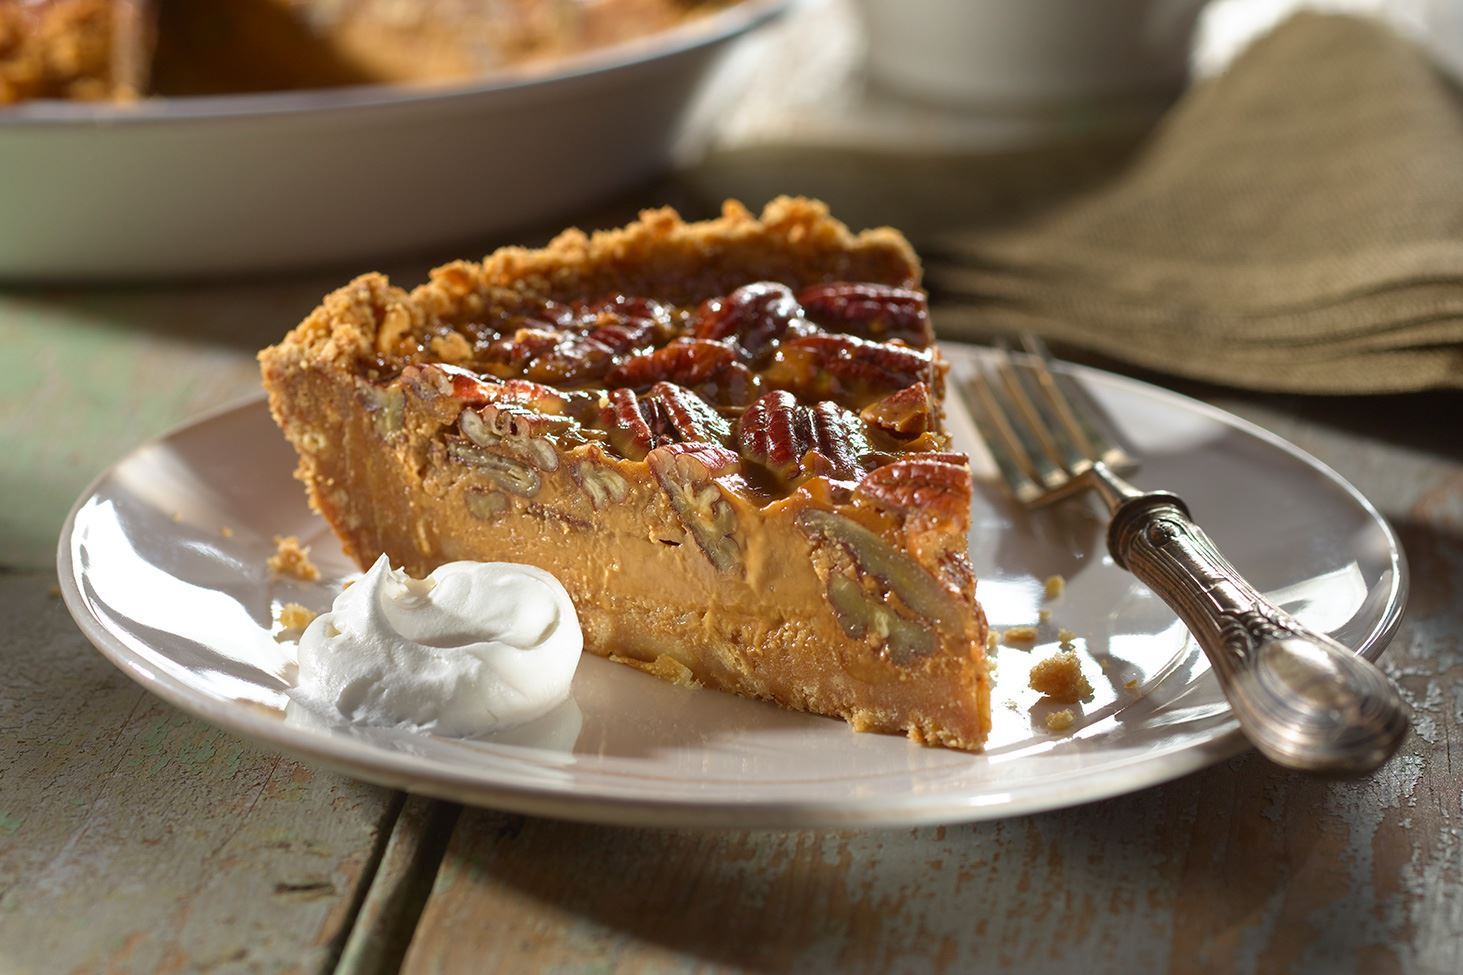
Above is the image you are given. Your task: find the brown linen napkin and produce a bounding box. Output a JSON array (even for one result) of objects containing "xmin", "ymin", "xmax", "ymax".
[{"xmin": 926, "ymin": 13, "xmax": 1463, "ymax": 393}]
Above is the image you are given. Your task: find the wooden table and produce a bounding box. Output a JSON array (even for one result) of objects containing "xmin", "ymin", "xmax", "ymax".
[{"xmin": 4, "ymin": 37, "xmax": 1463, "ymax": 974}]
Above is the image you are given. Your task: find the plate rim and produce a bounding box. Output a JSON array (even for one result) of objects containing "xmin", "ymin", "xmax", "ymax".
[
  {"xmin": 56, "ymin": 350, "xmax": 1410, "ymax": 829},
  {"xmin": 1, "ymin": 0, "xmax": 791, "ymax": 128}
]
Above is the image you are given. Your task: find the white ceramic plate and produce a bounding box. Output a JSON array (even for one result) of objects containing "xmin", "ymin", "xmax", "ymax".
[
  {"xmin": 0, "ymin": 1, "xmax": 787, "ymax": 281},
  {"xmin": 59, "ymin": 345, "xmax": 1406, "ymax": 828}
]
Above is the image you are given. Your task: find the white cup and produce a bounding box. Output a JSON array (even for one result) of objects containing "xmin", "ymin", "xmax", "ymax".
[{"xmin": 854, "ymin": 0, "xmax": 1208, "ymax": 107}]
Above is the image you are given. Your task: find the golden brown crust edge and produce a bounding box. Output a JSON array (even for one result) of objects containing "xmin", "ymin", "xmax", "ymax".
[{"xmin": 260, "ymin": 197, "xmax": 922, "ymax": 376}]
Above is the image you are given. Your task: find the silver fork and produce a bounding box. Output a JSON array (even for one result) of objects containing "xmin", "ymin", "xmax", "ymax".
[{"xmin": 962, "ymin": 336, "xmax": 1409, "ymax": 775}]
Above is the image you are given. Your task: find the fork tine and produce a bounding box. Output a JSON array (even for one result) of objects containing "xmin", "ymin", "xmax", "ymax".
[
  {"xmin": 975, "ymin": 353, "xmax": 1071, "ymax": 494},
  {"xmin": 994, "ymin": 338, "xmax": 1089, "ymax": 475},
  {"xmin": 960, "ymin": 361, "xmax": 1046, "ymax": 506},
  {"xmin": 1018, "ymin": 334, "xmax": 1136, "ymax": 474}
]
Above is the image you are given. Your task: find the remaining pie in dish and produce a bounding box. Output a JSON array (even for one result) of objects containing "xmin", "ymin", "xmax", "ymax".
[
  {"xmin": 1, "ymin": 0, "xmax": 730, "ymax": 105},
  {"xmin": 259, "ymin": 198, "xmax": 991, "ymax": 750}
]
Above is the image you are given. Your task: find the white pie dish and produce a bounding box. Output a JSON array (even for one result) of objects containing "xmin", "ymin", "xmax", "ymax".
[{"xmin": 0, "ymin": 0, "xmax": 787, "ymax": 282}]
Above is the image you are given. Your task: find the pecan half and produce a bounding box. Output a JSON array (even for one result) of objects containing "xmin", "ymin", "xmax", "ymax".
[
  {"xmin": 644, "ymin": 382, "xmax": 731, "ymax": 446},
  {"xmin": 854, "ymin": 457, "xmax": 971, "ymax": 525},
  {"xmin": 484, "ymin": 327, "xmax": 616, "ymax": 386},
  {"xmin": 491, "ymin": 378, "xmax": 571, "ymax": 413},
  {"xmin": 571, "ymin": 452, "xmax": 631, "ymax": 510},
  {"xmin": 605, "ymin": 339, "xmax": 737, "ymax": 390},
  {"xmin": 736, "ymin": 391, "xmax": 873, "ymax": 488},
  {"xmin": 409, "ymin": 363, "xmax": 501, "ymax": 406},
  {"xmin": 446, "ymin": 438, "xmax": 542, "ymax": 497},
  {"xmin": 860, "ymin": 382, "xmax": 934, "ymax": 439},
  {"xmin": 797, "ymin": 282, "xmax": 933, "ymax": 348},
  {"xmin": 648, "ymin": 443, "xmax": 743, "ymax": 573},
  {"xmin": 796, "ymin": 508, "xmax": 962, "ymax": 636},
  {"xmin": 692, "ymin": 282, "xmax": 807, "ymax": 363},
  {"xmin": 763, "ymin": 334, "xmax": 935, "ymax": 408},
  {"xmin": 357, "ymin": 383, "xmax": 406, "ymax": 439},
  {"xmin": 826, "ymin": 572, "xmax": 936, "ymax": 663},
  {"xmin": 598, "ymin": 387, "xmax": 659, "ymax": 460}
]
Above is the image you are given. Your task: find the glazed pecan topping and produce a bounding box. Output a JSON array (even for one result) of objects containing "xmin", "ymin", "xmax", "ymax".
[
  {"xmin": 860, "ymin": 382, "xmax": 935, "ymax": 439},
  {"xmin": 735, "ymin": 390, "xmax": 875, "ymax": 489},
  {"xmin": 762, "ymin": 333, "xmax": 935, "ymax": 408},
  {"xmin": 643, "ymin": 382, "xmax": 732, "ymax": 447},
  {"xmin": 606, "ymin": 338, "xmax": 762, "ymax": 406},
  {"xmin": 596, "ymin": 383, "xmax": 730, "ymax": 460},
  {"xmin": 395, "ymin": 279, "xmax": 965, "ymax": 501},
  {"xmin": 599, "ymin": 387, "xmax": 659, "ymax": 460},
  {"xmin": 854, "ymin": 457, "xmax": 972, "ymax": 523},
  {"xmin": 797, "ymin": 282, "xmax": 933, "ymax": 348},
  {"xmin": 607, "ymin": 339, "xmax": 735, "ymax": 388},
  {"xmin": 484, "ymin": 328, "xmax": 616, "ymax": 386},
  {"xmin": 692, "ymin": 282, "xmax": 812, "ymax": 364}
]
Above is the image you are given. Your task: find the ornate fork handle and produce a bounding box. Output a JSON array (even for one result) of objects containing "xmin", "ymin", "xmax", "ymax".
[{"xmin": 1105, "ymin": 489, "xmax": 1410, "ymax": 775}]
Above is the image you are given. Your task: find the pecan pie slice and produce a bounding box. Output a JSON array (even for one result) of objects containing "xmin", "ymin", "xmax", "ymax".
[{"xmin": 259, "ymin": 198, "xmax": 991, "ymax": 750}]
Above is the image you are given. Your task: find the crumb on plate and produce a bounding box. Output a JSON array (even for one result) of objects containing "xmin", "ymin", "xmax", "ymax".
[
  {"xmin": 277, "ymin": 602, "xmax": 317, "ymax": 631},
  {"xmin": 268, "ymin": 535, "xmax": 320, "ymax": 581},
  {"xmin": 1003, "ymin": 625, "xmax": 1039, "ymax": 646},
  {"xmin": 1029, "ymin": 650, "xmax": 1094, "ymax": 703},
  {"xmin": 1038, "ymin": 608, "xmax": 1051, "ymax": 624},
  {"xmin": 1043, "ymin": 574, "xmax": 1065, "ymax": 600},
  {"xmin": 1057, "ymin": 627, "xmax": 1077, "ymax": 646},
  {"xmin": 1046, "ymin": 708, "xmax": 1075, "ymax": 732},
  {"xmin": 1124, "ymin": 677, "xmax": 1140, "ymax": 691},
  {"xmin": 609, "ymin": 653, "xmax": 700, "ymax": 689},
  {"xmin": 986, "ymin": 629, "xmax": 999, "ymax": 652}
]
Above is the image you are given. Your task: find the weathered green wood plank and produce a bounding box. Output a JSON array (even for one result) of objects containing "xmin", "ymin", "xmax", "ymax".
[
  {"xmin": 334, "ymin": 797, "xmax": 461, "ymax": 975},
  {"xmin": 0, "ymin": 278, "xmax": 338, "ymax": 570},
  {"xmin": 0, "ymin": 572, "xmax": 403, "ymax": 975}
]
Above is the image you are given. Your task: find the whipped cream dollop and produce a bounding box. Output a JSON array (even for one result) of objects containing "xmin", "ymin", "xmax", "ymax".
[{"xmin": 293, "ymin": 555, "xmax": 582, "ymax": 736}]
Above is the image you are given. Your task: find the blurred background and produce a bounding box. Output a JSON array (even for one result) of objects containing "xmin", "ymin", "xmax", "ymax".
[{"xmin": 1, "ymin": 0, "xmax": 1460, "ymax": 279}]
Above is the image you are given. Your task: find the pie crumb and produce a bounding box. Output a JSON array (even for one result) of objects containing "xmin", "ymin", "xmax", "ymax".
[
  {"xmin": 277, "ymin": 602, "xmax": 317, "ymax": 631},
  {"xmin": 1046, "ymin": 708, "xmax": 1075, "ymax": 732},
  {"xmin": 610, "ymin": 653, "xmax": 700, "ymax": 689},
  {"xmin": 1003, "ymin": 625, "xmax": 1039, "ymax": 646},
  {"xmin": 221, "ymin": 526, "xmax": 234, "ymax": 539},
  {"xmin": 1038, "ymin": 608, "xmax": 1052, "ymax": 624},
  {"xmin": 1057, "ymin": 627, "xmax": 1078, "ymax": 646},
  {"xmin": 985, "ymin": 629, "xmax": 999, "ymax": 652},
  {"xmin": 1029, "ymin": 651, "xmax": 1093, "ymax": 703},
  {"xmin": 1124, "ymin": 677, "xmax": 1140, "ymax": 691},
  {"xmin": 268, "ymin": 535, "xmax": 321, "ymax": 581},
  {"xmin": 1043, "ymin": 575, "xmax": 1066, "ymax": 600},
  {"xmin": 47, "ymin": 584, "xmax": 61, "ymax": 598}
]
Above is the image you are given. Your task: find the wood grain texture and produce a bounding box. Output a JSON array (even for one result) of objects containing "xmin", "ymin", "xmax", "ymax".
[
  {"xmin": 336, "ymin": 797, "xmax": 461, "ymax": 975},
  {"xmin": 0, "ymin": 573, "xmax": 403, "ymax": 975},
  {"xmin": 0, "ymin": 286, "xmax": 301, "ymax": 569}
]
